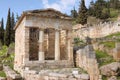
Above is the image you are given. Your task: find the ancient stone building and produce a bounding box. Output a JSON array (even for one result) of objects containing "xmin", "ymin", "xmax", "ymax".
[{"xmin": 14, "ymin": 8, "xmax": 74, "ymax": 73}]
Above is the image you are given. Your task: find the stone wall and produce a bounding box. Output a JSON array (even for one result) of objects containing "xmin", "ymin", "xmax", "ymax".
[
  {"xmin": 14, "ymin": 17, "xmax": 26, "ymax": 72},
  {"xmin": 73, "ymin": 21, "xmax": 120, "ymax": 39},
  {"xmin": 76, "ymin": 45, "xmax": 100, "ymax": 80}
]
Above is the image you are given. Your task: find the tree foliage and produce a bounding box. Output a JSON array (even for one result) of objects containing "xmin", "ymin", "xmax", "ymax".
[
  {"xmin": 4, "ymin": 8, "xmax": 11, "ymax": 46},
  {"xmin": 11, "ymin": 12, "xmax": 15, "ymax": 42},
  {"xmin": 71, "ymin": 7, "xmax": 78, "ymax": 19},
  {"xmin": 4, "ymin": 9, "xmax": 16, "ymax": 46},
  {"xmin": 88, "ymin": 0, "xmax": 120, "ymax": 20},
  {"xmin": 77, "ymin": 0, "xmax": 88, "ymax": 25},
  {"xmin": 0, "ymin": 18, "xmax": 4, "ymax": 45}
]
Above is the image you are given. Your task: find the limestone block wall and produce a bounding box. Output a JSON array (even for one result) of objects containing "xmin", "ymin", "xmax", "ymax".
[
  {"xmin": 14, "ymin": 17, "xmax": 26, "ymax": 72},
  {"xmin": 76, "ymin": 45, "xmax": 100, "ymax": 80},
  {"xmin": 73, "ymin": 21, "xmax": 120, "ymax": 39}
]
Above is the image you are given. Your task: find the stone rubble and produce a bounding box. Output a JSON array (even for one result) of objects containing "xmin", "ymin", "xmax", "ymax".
[
  {"xmin": 100, "ymin": 62, "xmax": 120, "ymax": 76},
  {"xmin": 3, "ymin": 65, "xmax": 22, "ymax": 80}
]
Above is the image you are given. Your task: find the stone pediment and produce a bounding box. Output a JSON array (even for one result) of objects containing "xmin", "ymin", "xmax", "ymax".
[
  {"xmin": 24, "ymin": 8, "xmax": 71, "ymax": 19},
  {"xmin": 14, "ymin": 8, "xmax": 72, "ymax": 30}
]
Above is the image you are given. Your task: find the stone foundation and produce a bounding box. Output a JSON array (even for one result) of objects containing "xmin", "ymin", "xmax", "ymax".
[
  {"xmin": 23, "ymin": 60, "xmax": 74, "ymax": 71},
  {"xmin": 23, "ymin": 68, "xmax": 90, "ymax": 80}
]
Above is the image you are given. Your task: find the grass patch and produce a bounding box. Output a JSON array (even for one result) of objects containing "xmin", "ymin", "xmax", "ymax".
[
  {"xmin": 117, "ymin": 76, "xmax": 120, "ymax": 80},
  {"xmin": 96, "ymin": 50, "xmax": 109, "ymax": 59},
  {"xmin": 106, "ymin": 32, "xmax": 120, "ymax": 38},
  {"xmin": 95, "ymin": 50, "xmax": 115, "ymax": 67},
  {"xmin": 0, "ymin": 71, "xmax": 6, "ymax": 77},
  {"xmin": 110, "ymin": 8, "xmax": 119, "ymax": 18},
  {"xmin": 100, "ymin": 41, "xmax": 115, "ymax": 49}
]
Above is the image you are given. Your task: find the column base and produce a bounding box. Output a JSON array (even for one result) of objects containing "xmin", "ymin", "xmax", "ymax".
[{"xmin": 39, "ymin": 52, "xmax": 44, "ymax": 61}]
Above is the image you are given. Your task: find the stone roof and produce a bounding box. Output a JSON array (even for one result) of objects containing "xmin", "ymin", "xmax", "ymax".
[{"xmin": 14, "ymin": 8, "xmax": 72, "ymax": 30}]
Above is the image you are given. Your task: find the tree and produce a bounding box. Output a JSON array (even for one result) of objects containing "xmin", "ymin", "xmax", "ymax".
[
  {"xmin": 77, "ymin": 0, "xmax": 88, "ymax": 25},
  {"xmin": 71, "ymin": 7, "xmax": 78, "ymax": 19},
  {"xmin": 88, "ymin": 0, "xmax": 95, "ymax": 16},
  {"xmin": 0, "ymin": 18, "xmax": 4, "ymax": 44},
  {"xmin": 11, "ymin": 12, "xmax": 15, "ymax": 42},
  {"xmin": 16, "ymin": 13, "xmax": 20, "ymax": 22},
  {"xmin": 94, "ymin": 0, "xmax": 105, "ymax": 19},
  {"xmin": 110, "ymin": 0, "xmax": 120, "ymax": 9},
  {"xmin": 4, "ymin": 8, "xmax": 11, "ymax": 46}
]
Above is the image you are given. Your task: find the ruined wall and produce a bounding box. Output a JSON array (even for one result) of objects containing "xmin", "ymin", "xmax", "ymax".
[
  {"xmin": 76, "ymin": 45, "xmax": 100, "ymax": 80},
  {"xmin": 73, "ymin": 21, "xmax": 120, "ymax": 39}
]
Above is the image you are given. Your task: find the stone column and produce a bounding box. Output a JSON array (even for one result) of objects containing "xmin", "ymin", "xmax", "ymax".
[
  {"xmin": 39, "ymin": 29, "xmax": 45, "ymax": 61},
  {"xmin": 67, "ymin": 30, "xmax": 73, "ymax": 61},
  {"xmin": 55, "ymin": 29, "xmax": 60, "ymax": 60}
]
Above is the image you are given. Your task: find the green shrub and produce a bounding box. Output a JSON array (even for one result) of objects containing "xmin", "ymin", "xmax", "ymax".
[
  {"xmin": 102, "ymin": 75, "xmax": 107, "ymax": 80},
  {"xmin": 0, "ymin": 71, "xmax": 6, "ymax": 77},
  {"xmin": 74, "ymin": 37, "xmax": 85, "ymax": 46},
  {"xmin": 95, "ymin": 50, "xmax": 108, "ymax": 59},
  {"xmin": 95, "ymin": 50, "xmax": 115, "ymax": 66},
  {"xmin": 0, "ymin": 44, "xmax": 14, "ymax": 69},
  {"xmin": 110, "ymin": 8, "xmax": 119, "ymax": 18}
]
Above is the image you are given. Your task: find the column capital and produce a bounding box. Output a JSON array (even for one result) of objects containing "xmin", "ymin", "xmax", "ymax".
[{"xmin": 55, "ymin": 29, "xmax": 61, "ymax": 31}]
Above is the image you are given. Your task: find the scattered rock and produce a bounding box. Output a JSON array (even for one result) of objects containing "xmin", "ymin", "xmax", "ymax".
[
  {"xmin": 74, "ymin": 74, "xmax": 90, "ymax": 80},
  {"xmin": 100, "ymin": 62, "xmax": 120, "ymax": 77},
  {"xmin": 80, "ymin": 74, "xmax": 90, "ymax": 80},
  {"xmin": 108, "ymin": 76, "xmax": 117, "ymax": 80},
  {"xmin": 48, "ymin": 73, "xmax": 68, "ymax": 78},
  {"xmin": 0, "ymin": 77, "xmax": 6, "ymax": 80}
]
